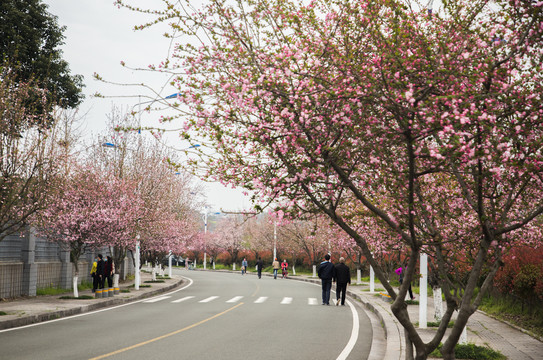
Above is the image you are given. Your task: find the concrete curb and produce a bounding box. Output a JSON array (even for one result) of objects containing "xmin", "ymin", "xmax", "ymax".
[{"xmin": 0, "ymin": 277, "xmax": 185, "ymax": 331}]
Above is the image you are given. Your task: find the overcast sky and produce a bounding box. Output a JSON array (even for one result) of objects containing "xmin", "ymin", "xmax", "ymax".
[{"xmin": 43, "ymin": 0, "xmax": 252, "ymax": 212}]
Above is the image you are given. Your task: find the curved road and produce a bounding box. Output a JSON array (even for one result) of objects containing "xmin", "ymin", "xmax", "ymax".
[{"xmin": 0, "ymin": 270, "xmax": 373, "ymax": 359}]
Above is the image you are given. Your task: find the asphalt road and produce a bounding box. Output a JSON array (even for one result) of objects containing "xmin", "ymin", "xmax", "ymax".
[{"xmin": 0, "ymin": 270, "xmax": 372, "ymax": 360}]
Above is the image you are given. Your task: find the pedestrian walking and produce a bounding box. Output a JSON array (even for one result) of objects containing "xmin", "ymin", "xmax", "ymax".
[
  {"xmin": 396, "ymin": 266, "xmax": 414, "ymax": 300},
  {"xmin": 256, "ymin": 257, "xmax": 263, "ymax": 279},
  {"xmin": 96, "ymin": 254, "xmax": 105, "ymax": 289},
  {"xmin": 242, "ymin": 258, "xmax": 248, "ymax": 275},
  {"xmin": 317, "ymin": 254, "xmax": 335, "ymax": 305},
  {"xmin": 90, "ymin": 256, "xmax": 98, "ymax": 293},
  {"xmin": 272, "ymin": 258, "xmax": 280, "ymax": 279},
  {"xmin": 334, "ymin": 257, "xmax": 351, "ymax": 306},
  {"xmin": 281, "ymin": 259, "xmax": 288, "ymax": 279}
]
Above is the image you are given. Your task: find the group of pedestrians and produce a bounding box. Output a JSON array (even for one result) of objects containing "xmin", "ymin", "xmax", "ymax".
[
  {"xmin": 270, "ymin": 258, "xmax": 289, "ymax": 279},
  {"xmin": 317, "ymin": 254, "xmax": 351, "ymax": 306},
  {"xmin": 248, "ymin": 257, "xmax": 289, "ymax": 279},
  {"xmin": 242, "ymin": 254, "xmax": 355, "ymax": 307},
  {"xmin": 90, "ymin": 254, "xmax": 115, "ymax": 292}
]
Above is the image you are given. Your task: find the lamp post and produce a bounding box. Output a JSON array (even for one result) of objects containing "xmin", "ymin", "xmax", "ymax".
[{"xmin": 273, "ymin": 221, "xmax": 277, "ymax": 262}]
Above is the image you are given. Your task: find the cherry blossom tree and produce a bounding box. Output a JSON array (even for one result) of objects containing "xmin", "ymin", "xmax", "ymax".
[
  {"xmin": 35, "ymin": 165, "xmax": 143, "ymax": 297},
  {"xmin": 94, "ymin": 112, "xmax": 201, "ymax": 278},
  {"xmin": 116, "ymin": 0, "xmax": 543, "ymax": 358},
  {"xmin": 214, "ymin": 216, "xmax": 246, "ymax": 267},
  {"xmin": 242, "ymin": 214, "xmax": 275, "ymax": 262},
  {"xmin": 279, "ymin": 216, "xmax": 329, "ymax": 269}
]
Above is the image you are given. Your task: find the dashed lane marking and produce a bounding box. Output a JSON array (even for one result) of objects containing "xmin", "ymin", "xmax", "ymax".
[
  {"xmin": 199, "ymin": 296, "xmax": 220, "ymax": 303},
  {"xmin": 226, "ymin": 296, "xmax": 244, "ymax": 303},
  {"xmin": 143, "ymin": 296, "xmax": 171, "ymax": 303},
  {"xmin": 280, "ymin": 297, "xmax": 293, "ymax": 304},
  {"xmin": 171, "ymin": 296, "xmax": 195, "ymax": 303}
]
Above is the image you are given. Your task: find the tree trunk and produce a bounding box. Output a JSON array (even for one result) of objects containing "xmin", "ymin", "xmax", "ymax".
[
  {"xmin": 152, "ymin": 264, "xmax": 157, "ymax": 281},
  {"xmin": 357, "ymin": 268, "xmax": 362, "ymax": 284},
  {"xmin": 113, "ymin": 273, "xmax": 120, "ymax": 294},
  {"xmin": 72, "ymin": 275, "xmax": 79, "ymax": 298},
  {"xmin": 433, "ymin": 286, "xmax": 443, "ymax": 321}
]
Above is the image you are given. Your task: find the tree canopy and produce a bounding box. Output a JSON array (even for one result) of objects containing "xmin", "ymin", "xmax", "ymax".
[
  {"xmin": 115, "ymin": 0, "xmax": 543, "ymax": 358},
  {"xmin": 0, "ymin": 0, "xmax": 84, "ymax": 110}
]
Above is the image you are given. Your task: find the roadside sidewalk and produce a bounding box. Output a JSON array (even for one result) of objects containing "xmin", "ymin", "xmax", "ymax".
[
  {"xmin": 294, "ymin": 274, "xmax": 543, "ymax": 360},
  {"xmin": 0, "ymin": 270, "xmax": 184, "ymax": 331}
]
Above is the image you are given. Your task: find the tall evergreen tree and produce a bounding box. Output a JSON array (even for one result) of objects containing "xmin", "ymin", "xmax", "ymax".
[{"xmin": 0, "ymin": 0, "xmax": 84, "ymax": 110}]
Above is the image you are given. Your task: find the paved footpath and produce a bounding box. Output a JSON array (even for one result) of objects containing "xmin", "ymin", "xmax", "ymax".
[{"xmin": 1, "ymin": 269, "xmax": 542, "ymax": 360}]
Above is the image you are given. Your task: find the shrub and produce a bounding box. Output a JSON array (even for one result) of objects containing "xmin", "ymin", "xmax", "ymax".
[
  {"xmin": 494, "ymin": 246, "xmax": 543, "ymax": 302},
  {"xmin": 430, "ymin": 343, "xmax": 506, "ymax": 360}
]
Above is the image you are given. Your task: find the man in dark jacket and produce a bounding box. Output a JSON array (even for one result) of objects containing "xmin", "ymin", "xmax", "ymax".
[
  {"xmin": 317, "ymin": 254, "xmax": 335, "ymax": 305},
  {"xmin": 256, "ymin": 257, "xmax": 263, "ymax": 279},
  {"xmin": 334, "ymin": 257, "xmax": 351, "ymax": 306},
  {"xmin": 96, "ymin": 254, "xmax": 105, "ymax": 289}
]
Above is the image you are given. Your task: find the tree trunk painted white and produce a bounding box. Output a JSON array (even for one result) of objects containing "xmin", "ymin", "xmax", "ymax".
[
  {"xmin": 292, "ymin": 265, "xmax": 296, "ymax": 275},
  {"xmin": 433, "ymin": 286, "xmax": 443, "ymax": 321},
  {"xmin": 369, "ymin": 266, "xmax": 375, "ymax": 292},
  {"xmin": 312, "ymin": 264, "xmax": 317, "ymax": 277},
  {"xmin": 152, "ymin": 266, "xmax": 157, "ymax": 281},
  {"xmin": 357, "ymin": 268, "xmax": 362, "ymax": 284},
  {"xmin": 213, "ymin": 261, "xmax": 215, "ymax": 270},
  {"xmin": 135, "ymin": 239, "xmax": 140, "ymax": 290},
  {"xmin": 113, "ymin": 273, "xmax": 120, "ymax": 294},
  {"xmin": 233, "ymin": 263, "xmax": 236, "ymax": 271},
  {"xmin": 460, "ymin": 326, "xmax": 468, "ymax": 344},
  {"xmin": 168, "ymin": 253, "xmax": 172, "ymax": 278},
  {"xmin": 73, "ymin": 275, "xmax": 79, "ymax": 298},
  {"xmin": 419, "ymin": 253, "xmax": 428, "ymax": 329}
]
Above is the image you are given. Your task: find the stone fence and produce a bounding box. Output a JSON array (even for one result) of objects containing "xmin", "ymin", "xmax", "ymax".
[{"xmin": 0, "ymin": 228, "xmax": 134, "ymax": 298}]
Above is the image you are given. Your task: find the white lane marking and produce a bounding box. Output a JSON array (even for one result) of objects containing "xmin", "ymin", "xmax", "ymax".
[
  {"xmin": 171, "ymin": 296, "xmax": 194, "ymax": 303},
  {"xmin": 254, "ymin": 296, "xmax": 268, "ymax": 303},
  {"xmin": 335, "ymin": 299, "xmax": 359, "ymax": 360},
  {"xmin": 199, "ymin": 296, "xmax": 219, "ymax": 303},
  {"xmin": 226, "ymin": 296, "xmax": 244, "ymax": 303},
  {"xmin": 302, "ymin": 279, "xmax": 359, "ymax": 360},
  {"xmin": 143, "ymin": 296, "xmax": 171, "ymax": 303},
  {"xmin": 308, "ymin": 298, "xmax": 318, "ymax": 305},
  {"xmin": 0, "ymin": 276, "xmax": 195, "ymax": 333},
  {"xmin": 280, "ymin": 297, "xmax": 293, "ymax": 304}
]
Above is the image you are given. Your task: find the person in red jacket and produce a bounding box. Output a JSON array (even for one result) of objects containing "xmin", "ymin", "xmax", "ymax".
[{"xmin": 281, "ymin": 259, "xmax": 288, "ymax": 278}]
